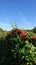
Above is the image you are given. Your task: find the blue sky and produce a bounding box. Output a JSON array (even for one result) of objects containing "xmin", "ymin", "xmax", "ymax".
[{"xmin": 0, "ymin": 0, "xmax": 36, "ymax": 31}]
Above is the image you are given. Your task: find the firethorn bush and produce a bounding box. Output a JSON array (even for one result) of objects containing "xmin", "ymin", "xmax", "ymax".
[{"xmin": 0, "ymin": 28, "xmax": 36, "ymax": 65}]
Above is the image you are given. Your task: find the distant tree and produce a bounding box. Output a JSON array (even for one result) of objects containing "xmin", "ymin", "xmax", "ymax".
[
  {"xmin": 32, "ymin": 27, "xmax": 36, "ymax": 33},
  {"xmin": 0, "ymin": 28, "xmax": 4, "ymax": 32}
]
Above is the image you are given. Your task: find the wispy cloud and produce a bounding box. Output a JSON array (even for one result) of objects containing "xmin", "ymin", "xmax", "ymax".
[
  {"xmin": 0, "ymin": 11, "xmax": 36, "ymax": 30},
  {"xmin": 22, "ymin": 19, "xmax": 33, "ymax": 29},
  {"xmin": 17, "ymin": 11, "xmax": 35, "ymax": 29},
  {"xmin": 0, "ymin": 22, "xmax": 12, "ymax": 31}
]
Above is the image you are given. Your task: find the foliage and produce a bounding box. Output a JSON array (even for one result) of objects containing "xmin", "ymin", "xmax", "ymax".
[
  {"xmin": 0, "ymin": 28, "xmax": 36, "ymax": 65},
  {"xmin": 0, "ymin": 28, "xmax": 7, "ymax": 38},
  {"xmin": 32, "ymin": 27, "xmax": 36, "ymax": 33}
]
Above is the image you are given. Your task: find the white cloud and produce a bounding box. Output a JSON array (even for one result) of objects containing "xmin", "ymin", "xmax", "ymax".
[
  {"xmin": 17, "ymin": 11, "xmax": 34, "ymax": 29},
  {"xmin": 0, "ymin": 22, "xmax": 12, "ymax": 31},
  {"xmin": 22, "ymin": 19, "xmax": 33, "ymax": 29}
]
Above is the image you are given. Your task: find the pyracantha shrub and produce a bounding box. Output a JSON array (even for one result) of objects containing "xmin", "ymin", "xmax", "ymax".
[
  {"xmin": 29, "ymin": 36, "xmax": 36, "ymax": 47},
  {"xmin": 0, "ymin": 29, "xmax": 36, "ymax": 65}
]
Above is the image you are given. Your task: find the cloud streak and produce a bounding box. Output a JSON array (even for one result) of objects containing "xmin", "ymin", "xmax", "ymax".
[
  {"xmin": 22, "ymin": 19, "xmax": 33, "ymax": 29},
  {"xmin": 0, "ymin": 22, "xmax": 12, "ymax": 31},
  {"xmin": 17, "ymin": 11, "xmax": 34, "ymax": 29}
]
